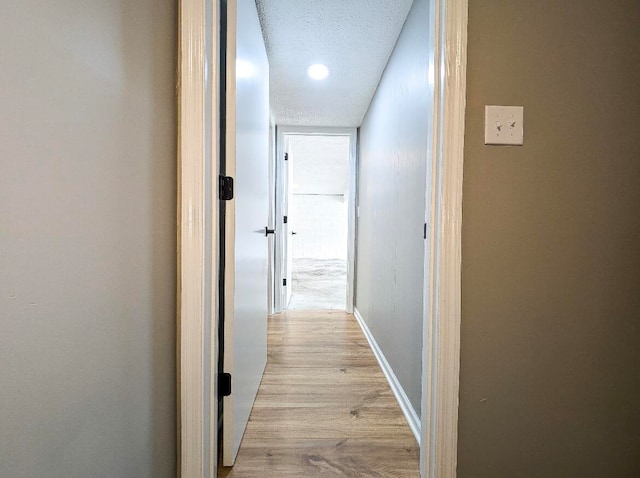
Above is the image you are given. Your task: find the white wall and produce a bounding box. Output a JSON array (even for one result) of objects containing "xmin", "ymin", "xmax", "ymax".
[
  {"xmin": 0, "ymin": 1, "xmax": 176, "ymax": 476},
  {"xmin": 356, "ymin": 0, "xmax": 430, "ymax": 417},
  {"xmin": 291, "ymin": 195, "xmax": 348, "ymax": 259},
  {"xmin": 290, "ymin": 136, "xmax": 350, "ymax": 195},
  {"xmin": 288, "ymin": 136, "xmax": 349, "ymax": 259}
]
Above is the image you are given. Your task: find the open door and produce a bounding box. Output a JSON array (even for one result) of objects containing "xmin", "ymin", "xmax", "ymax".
[
  {"xmin": 221, "ymin": 0, "xmax": 270, "ymax": 466},
  {"xmin": 282, "ymin": 138, "xmax": 294, "ymax": 308}
]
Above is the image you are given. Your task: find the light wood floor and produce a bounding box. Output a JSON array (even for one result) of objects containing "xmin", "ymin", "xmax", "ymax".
[{"xmin": 219, "ymin": 310, "xmax": 420, "ymax": 477}]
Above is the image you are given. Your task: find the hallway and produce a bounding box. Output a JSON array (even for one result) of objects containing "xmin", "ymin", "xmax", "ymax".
[{"xmin": 219, "ymin": 310, "xmax": 419, "ymax": 477}]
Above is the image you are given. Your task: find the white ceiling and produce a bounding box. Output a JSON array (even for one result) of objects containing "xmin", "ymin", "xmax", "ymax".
[{"xmin": 255, "ymin": 0, "xmax": 414, "ymax": 127}]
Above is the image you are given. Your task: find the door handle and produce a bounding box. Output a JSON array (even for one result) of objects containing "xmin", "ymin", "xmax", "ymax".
[
  {"xmin": 265, "ymin": 227, "xmax": 275, "ymax": 236},
  {"xmin": 291, "ymin": 231, "xmax": 297, "ymax": 235}
]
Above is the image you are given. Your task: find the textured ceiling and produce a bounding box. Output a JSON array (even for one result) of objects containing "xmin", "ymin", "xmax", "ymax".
[{"xmin": 255, "ymin": 0, "xmax": 414, "ymax": 127}]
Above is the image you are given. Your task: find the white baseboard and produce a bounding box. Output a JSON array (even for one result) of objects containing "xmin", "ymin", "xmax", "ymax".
[{"xmin": 353, "ymin": 308, "xmax": 421, "ymax": 443}]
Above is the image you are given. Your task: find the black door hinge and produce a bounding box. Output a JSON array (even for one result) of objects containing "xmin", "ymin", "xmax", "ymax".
[
  {"xmin": 283, "ymin": 278, "xmax": 287, "ymax": 286},
  {"xmin": 219, "ymin": 372, "xmax": 232, "ymax": 397},
  {"xmin": 283, "ymin": 215, "xmax": 288, "ymax": 224},
  {"xmin": 219, "ymin": 175, "xmax": 234, "ymax": 200},
  {"xmin": 423, "ymin": 223, "xmax": 428, "ymax": 239},
  {"xmin": 284, "ymin": 153, "xmax": 289, "ymax": 161}
]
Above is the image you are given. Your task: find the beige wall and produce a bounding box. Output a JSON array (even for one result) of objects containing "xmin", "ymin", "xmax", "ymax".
[
  {"xmin": 0, "ymin": 1, "xmax": 177, "ymax": 476},
  {"xmin": 459, "ymin": 1, "xmax": 640, "ymax": 476}
]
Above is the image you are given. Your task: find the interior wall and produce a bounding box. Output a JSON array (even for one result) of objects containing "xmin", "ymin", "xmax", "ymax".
[
  {"xmin": 291, "ymin": 195, "xmax": 347, "ymax": 259},
  {"xmin": 0, "ymin": 1, "xmax": 177, "ymax": 477},
  {"xmin": 355, "ymin": 0, "xmax": 429, "ymax": 416},
  {"xmin": 459, "ymin": 1, "xmax": 640, "ymax": 476}
]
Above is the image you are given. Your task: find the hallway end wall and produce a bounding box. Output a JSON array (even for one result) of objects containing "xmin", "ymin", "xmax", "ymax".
[
  {"xmin": 289, "ymin": 135, "xmax": 350, "ymax": 261},
  {"xmin": 355, "ymin": 0, "xmax": 430, "ymax": 418}
]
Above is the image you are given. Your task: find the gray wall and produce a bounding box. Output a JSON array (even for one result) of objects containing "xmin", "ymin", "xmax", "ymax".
[
  {"xmin": 0, "ymin": 1, "xmax": 177, "ymax": 477},
  {"xmin": 459, "ymin": 1, "xmax": 640, "ymax": 476},
  {"xmin": 356, "ymin": 0, "xmax": 429, "ymax": 416}
]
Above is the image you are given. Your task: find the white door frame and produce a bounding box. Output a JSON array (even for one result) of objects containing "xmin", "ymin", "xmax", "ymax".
[
  {"xmin": 267, "ymin": 114, "xmax": 277, "ymax": 315},
  {"xmin": 178, "ymin": 0, "xmax": 218, "ymax": 476},
  {"xmin": 420, "ymin": 0, "xmax": 468, "ymax": 477},
  {"xmin": 178, "ymin": 0, "xmax": 468, "ymax": 476},
  {"xmin": 273, "ymin": 126, "xmax": 357, "ymax": 314}
]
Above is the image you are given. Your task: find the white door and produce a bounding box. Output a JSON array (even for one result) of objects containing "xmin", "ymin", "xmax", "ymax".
[
  {"xmin": 282, "ymin": 139, "xmax": 294, "ymax": 308},
  {"xmin": 222, "ymin": 0, "xmax": 270, "ymax": 466}
]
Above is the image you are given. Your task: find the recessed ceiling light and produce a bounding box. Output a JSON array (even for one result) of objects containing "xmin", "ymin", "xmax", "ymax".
[{"xmin": 306, "ymin": 63, "xmax": 331, "ymax": 80}]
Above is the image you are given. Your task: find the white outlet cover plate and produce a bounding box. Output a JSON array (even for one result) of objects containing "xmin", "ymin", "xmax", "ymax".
[{"xmin": 485, "ymin": 105, "xmax": 524, "ymax": 145}]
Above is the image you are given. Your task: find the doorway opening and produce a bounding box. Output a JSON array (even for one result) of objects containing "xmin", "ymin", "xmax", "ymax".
[
  {"xmin": 285, "ymin": 135, "xmax": 349, "ymax": 310},
  {"xmin": 274, "ymin": 128, "xmax": 357, "ymax": 314},
  {"xmin": 180, "ymin": 0, "xmax": 468, "ymax": 475}
]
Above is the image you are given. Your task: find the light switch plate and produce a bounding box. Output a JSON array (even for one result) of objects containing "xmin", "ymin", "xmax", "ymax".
[{"xmin": 485, "ymin": 105, "xmax": 524, "ymax": 145}]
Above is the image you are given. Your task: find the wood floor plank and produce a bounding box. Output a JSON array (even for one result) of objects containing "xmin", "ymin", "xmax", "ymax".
[{"xmin": 220, "ymin": 310, "xmax": 420, "ymax": 477}]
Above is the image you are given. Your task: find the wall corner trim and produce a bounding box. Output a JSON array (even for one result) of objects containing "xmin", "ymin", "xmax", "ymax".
[
  {"xmin": 354, "ymin": 308, "xmax": 421, "ymax": 443},
  {"xmin": 179, "ymin": 0, "xmax": 218, "ymax": 476},
  {"xmin": 421, "ymin": 0, "xmax": 468, "ymax": 477}
]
